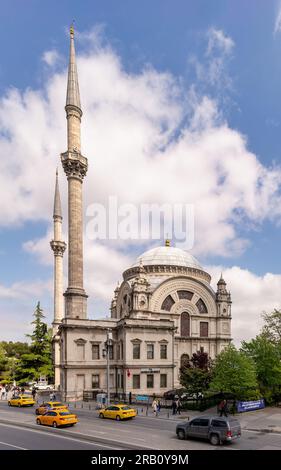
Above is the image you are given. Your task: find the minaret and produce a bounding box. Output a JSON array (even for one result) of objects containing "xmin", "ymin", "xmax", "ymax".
[
  {"xmin": 61, "ymin": 24, "xmax": 88, "ymax": 319},
  {"xmin": 50, "ymin": 170, "xmax": 66, "ymax": 388}
]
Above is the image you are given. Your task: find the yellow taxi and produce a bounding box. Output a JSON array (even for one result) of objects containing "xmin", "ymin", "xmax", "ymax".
[
  {"xmin": 36, "ymin": 410, "xmax": 78, "ymax": 428},
  {"xmin": 99, "ymin": 404, "xmax": 137, "ymax": 421},
  {"xmin": 35, "ymin": 401, "xmax": 68, "ymax": 415},
  {"xmin": 8, "ymin": 395, "xmax": 35, "ymax": 407}
]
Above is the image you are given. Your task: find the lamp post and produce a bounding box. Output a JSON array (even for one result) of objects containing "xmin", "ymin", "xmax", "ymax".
[{"xmin": 103, "ymin": 329, "xmax": 113, "ymax": 406}]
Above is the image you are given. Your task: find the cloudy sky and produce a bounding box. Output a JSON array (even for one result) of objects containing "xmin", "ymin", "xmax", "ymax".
[{"xmin": 1, "ymin": 0, "xmax": 281, "ymax": 345}]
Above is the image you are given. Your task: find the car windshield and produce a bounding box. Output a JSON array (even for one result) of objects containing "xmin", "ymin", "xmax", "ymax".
[{"xmin": 59, "ymin": 412, "xmax": 71, "ymax": 416}]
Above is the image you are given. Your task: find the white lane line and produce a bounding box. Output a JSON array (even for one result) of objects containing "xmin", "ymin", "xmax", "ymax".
[
  {"xmin": 0, "ymin": 423, "xmax": 126, "ymax": 450},
  {"xmin": 0, "ymin": 441, "xmax": 27, "ymax": 450}
]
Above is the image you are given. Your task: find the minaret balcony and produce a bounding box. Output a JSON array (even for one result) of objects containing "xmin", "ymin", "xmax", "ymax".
[{"xmin": 61, "ymin": 150, "xmax": 88, "ymax": 180}]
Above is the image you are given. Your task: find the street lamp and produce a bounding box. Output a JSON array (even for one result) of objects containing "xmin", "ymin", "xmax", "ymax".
[{"xmin": 102, "ymin": 329, "xmax": 113, "ymax": 406}]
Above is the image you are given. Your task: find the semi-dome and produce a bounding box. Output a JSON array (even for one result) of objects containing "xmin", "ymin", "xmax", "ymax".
[{"xmin": 132, "ymin": 245, "xmax": 202, "ymax": 270}]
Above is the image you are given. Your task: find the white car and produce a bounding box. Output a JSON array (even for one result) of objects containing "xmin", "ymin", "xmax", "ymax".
[{"xmin": 29, "ymin": 382, "xmax": 54, "ymax": 391}]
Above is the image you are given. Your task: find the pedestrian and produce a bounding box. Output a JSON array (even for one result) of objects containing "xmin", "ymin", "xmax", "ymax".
[
  {"xmin": 172, "ymin": 399, "xmax": 177, "ymax": 415},
  {"xmin": 50, "ymin": 391, "xmax": 56, "ymax": 401},
  {"xmin": 32, "ymin": 387, "xmax": 36, "ymax": 401},
  {"xmin": 152, "ymin": 398, "xmax": 158, "ymax": 416},
  {"xmin": 176, "ymin": 397, "xmax": 182, "ymax": 415},
  {"xmin": 157, "ymin": 399, "xmax": 161, "ymax": 413},
  {"xmin": 218, "ymin": 399, "xmax": 228, "ymax": 417},
  {"xmin": 1, "ymin": 388, "xmax": 5, "ymax": 400}
]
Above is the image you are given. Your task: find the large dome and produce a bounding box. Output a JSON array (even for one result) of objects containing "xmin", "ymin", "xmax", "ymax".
[{"xmin": 132, "ymin": 246, "xmax": 202, "ymax": 270}]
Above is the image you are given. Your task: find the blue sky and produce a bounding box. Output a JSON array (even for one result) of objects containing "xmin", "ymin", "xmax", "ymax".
[{"xmin": 1, "ymin": 0, "xmax": 281, "ymax": 343}]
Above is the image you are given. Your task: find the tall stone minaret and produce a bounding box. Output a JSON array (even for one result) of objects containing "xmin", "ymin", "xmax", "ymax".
[
  {"xmin": 61, "ymin": 24, "xmax": 88, "ymax": 319},
  {"xmin": 50, "ymin": 170, "xmax": 66, "ymax": 388}
]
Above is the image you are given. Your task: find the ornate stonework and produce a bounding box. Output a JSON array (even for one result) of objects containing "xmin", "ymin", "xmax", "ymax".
[
  {"xmin": 61, "ymin": 151, "xmax": 88, "ymax": 181},
  {"xmin": 50, "ymin": 240, "xmax": 67, "ymax": 257}
]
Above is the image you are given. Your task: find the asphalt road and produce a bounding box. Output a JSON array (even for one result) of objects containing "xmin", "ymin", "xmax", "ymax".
[
  {"xmin": 1, "ymin": 402, "xmax": 281, "ymax": 450},
  {"xmin": 0, "ymin": 423, "xmax": 121, "ymax": 450}
]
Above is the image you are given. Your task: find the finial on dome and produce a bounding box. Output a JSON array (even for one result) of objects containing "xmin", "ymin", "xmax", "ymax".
[{"xmin": 165, "ymin": 239, "xmax": 171, "ymax": 247}]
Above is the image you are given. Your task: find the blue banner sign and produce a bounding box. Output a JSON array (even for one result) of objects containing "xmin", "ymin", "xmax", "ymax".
[
  {"xmin": 135, "ymin": 395, "xmax": 149, "ymax": 402},
  {"xmin": 237, "ymin": 399, "xmax": 265, "ymax": 412}
]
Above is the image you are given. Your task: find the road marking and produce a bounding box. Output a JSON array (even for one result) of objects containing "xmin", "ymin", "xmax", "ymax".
[
  {"xmin": 0, "ymin": 423, "xmax": 129, "ymax": 449},
  {"xmin": 0, "ymin": 441, "xmax": 27, "ymax": 450}
]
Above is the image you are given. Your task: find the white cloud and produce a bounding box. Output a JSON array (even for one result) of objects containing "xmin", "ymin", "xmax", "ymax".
[
  {"xmin": 42, "ymin": 50, "xmax": 61, "ymax": 67},
  {"xmin": 208, "ymin": 266, "xmax": 281, "ymax": 345},
  {"xmin": 1, "ymin": 26, "xmax": 281, "ymax": 342},
  {"xmin": 206, "ymin": 28, "xmax": 235, "ymax": 56},
  {"xmin": 274, "ymin": 3, "xmax": 281, "ymax": 34}
]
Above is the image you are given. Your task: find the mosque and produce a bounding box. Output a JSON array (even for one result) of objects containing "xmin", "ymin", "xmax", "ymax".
[{"xmin": 51, "ymin": 27, "xmax": 232, "ymax": 400}]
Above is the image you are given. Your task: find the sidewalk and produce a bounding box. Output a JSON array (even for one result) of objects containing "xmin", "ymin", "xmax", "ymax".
[{"xmin": 66, "ymin": 401, "xmax": 281, "ymax": 432}]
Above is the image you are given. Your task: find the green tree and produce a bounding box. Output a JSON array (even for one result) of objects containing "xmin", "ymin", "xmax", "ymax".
[
  {"xmin": 262, "ymin": 309, "xmax": 281, "ymax": 344},
  {"xmin": 210, "ymin": 344, "xmax": 259, "ymax": 399},
  {"xmin": 0, "ymin": 341, "xmax": 31, "ymax": 358},
  {"xmin": 15, "ymin": 302, "xmax": 53, "ymax": 384},
  {"xmin": 241, "ymin": 334, "xmax": 281, "ymax": 403},
  {"xmin": 180, "ymin": 367, "xmax": 212, "ymax": 398},
  {"xmin": 180, "ymin": 351, "xmax": 212, "ymax": 398},
  {"xmin": 0, "ymin": 344, "xmax": 9, "ymax": 381}
]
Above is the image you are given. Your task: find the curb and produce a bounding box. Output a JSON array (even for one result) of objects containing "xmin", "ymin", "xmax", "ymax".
[
  {"xmin": 245, "ymin": 427, "xmax": 281, "ymax": 435},
  {"xmin": 0, "ymin": 418, "xmax": 154, "ymax": 450}
]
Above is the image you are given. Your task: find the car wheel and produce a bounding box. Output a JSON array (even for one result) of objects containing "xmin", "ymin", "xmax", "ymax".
[
  {"xmin": 177, "ymin": 430, "xmax": 185, "ymax": 440},
  {"xmin": 99, "ymin": 413, "xmax": 104, "ymax": 419},
  {"xmin": 116, "ymin": 415, "xmax": 121, "ymax": 421},
  {"xmin": 36, "ymin": 418, "xmax": 41, "ymax": 425},
  {"xmin": 210, "ymin": 434, "xmax": 220, "ymax": 446},
  {"xmin": 52, "ymin": 421, "xmax": 57, "ymax": 428}
]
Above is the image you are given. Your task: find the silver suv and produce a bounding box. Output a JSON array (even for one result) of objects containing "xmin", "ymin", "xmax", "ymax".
[{"xmin": 176, "ymin": 415, "xmax": 241, "ymax": 445}]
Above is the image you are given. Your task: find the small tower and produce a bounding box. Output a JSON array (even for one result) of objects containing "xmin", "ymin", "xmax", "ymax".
[
  {"xmin": 50, "ymin": 170, "xmax": 66, "ymax": 388},
  {"xmin": 215, "ymin": 274, "xmax": 232, "ymax": 352}
]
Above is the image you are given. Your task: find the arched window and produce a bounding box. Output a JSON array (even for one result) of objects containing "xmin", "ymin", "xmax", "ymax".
[
  {"xmin": 180, "ymin": 353, "xmax": 190, "ymax": 369},
  {"xmin": 161, "ymin": 295, "xmax": 175, "ymax": 312},
  {"xmin": 177, "ymin": 290, "xmax": 193, "ymax": 301},
  {"xmin": 180, "ymin": 312, "xmax": 190, "ymax": 337},
  {"xmin": 196, "ymin": 298, "xmax": 208, "ymax": 314}
]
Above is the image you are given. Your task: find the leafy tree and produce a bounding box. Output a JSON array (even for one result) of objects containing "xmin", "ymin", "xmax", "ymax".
[
  {"xmin": 262, "ymin": 309, "xmax": 281, "ymax": 344},
  {"xmin": 0, "ymin": 344, "xmax": 9, "ymax": 381},
  {"xmin": 180, "ymin": 367, "xmax": 212, "ymax": 398},
  {"xmin": 210, "ymin": 344, "xmax": 259, "ymax": 399},
  {"xmin": 190, "ymin": 351, "xmax": 212, "ymax": 370},
  {"xmin": 241, "ymin": 335, "xmax": 281, "ymax": 388},
  {"xmin": 180, "ymin": 351, "xmax": 212, "ymax": 398},
  {"xmin": 14, "ymin": 302, "xmax": 53, "ymax": 384},
  {"xmin": 0, "ymin": 341, "xmax": 31, "ymax": 358}
]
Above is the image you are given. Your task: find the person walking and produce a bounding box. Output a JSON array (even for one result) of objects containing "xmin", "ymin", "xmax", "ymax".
[
  {"xmin": 152, "ymin": 399, "xmax": 158, "ymax": 416},
  {"xmin": 157, "ymin": 399, "xmax": 161, "ymax": 413},
  {"xmin": 32, "ymin": 387, "xmax": 36, "ymax": 401},
  {"xmin": 176, "ymin": 397, "xmax": 182, "ymax": 415},
  {"xmin": 218, "ymin": 399, "xmax": 228, "ymax": 417}
]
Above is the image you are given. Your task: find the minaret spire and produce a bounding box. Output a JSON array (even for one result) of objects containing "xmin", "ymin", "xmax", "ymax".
[
  {"xmin": 66, "ymin": 24, "xmax": 82, "ymax": 112},
  {"xmin": 50, "ymin": 170, "xmax": 67, "ymax": 389},
  {"xmin": 53, "ymin": 168, "xmax": 62, "ymax": 218},
  {"xmin": 61, "ymin": 23, "xmax": 88, "ymax": 320}
]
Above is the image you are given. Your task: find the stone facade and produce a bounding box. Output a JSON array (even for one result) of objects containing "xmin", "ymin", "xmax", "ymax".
[{"xmin": 51, "ymin": 28, "xmax": 232, "ymax": 401}]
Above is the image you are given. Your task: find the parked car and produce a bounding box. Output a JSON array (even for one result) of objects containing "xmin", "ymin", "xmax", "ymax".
[
  {"xmin": 28, "ymin": 381, "xmax": 54, "ymax": 391},
  {"xmin": 176, "ymin": 415, "xmax": 241, "ymax": 445},
  {"xmin": 99, "ymin": 404, "xmax": 137, "ymax": 421},
  {"xmin": 36, "ymin": 410, "xmax": 78, "ymax": 428}
]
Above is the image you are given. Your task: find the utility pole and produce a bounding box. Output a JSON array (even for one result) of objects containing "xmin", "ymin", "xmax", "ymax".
[{"xmin": 103, "ymin": 329, "xmax": 113, "ymax": 406}]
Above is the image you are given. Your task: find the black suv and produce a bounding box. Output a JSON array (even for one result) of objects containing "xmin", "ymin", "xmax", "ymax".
[{"xmin": 176, "ymin": 415, "xmax": 241, "ymax": 445}]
